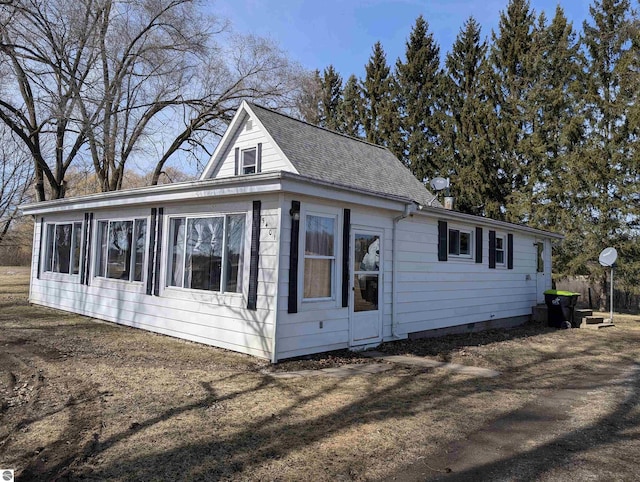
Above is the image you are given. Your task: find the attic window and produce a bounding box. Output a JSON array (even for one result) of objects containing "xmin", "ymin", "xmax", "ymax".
[
  {"xmin": 245, "ymin": 119, "xmax": 253, "ymax": 131},
  {"xmin": 241, "ymin": 148, "xmax": 257, "ymax": 174}
]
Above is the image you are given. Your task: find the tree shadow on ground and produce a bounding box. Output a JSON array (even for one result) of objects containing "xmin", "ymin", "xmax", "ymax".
[{"xmin": 15, "ymin": 340, "xmax": 640, "ymax": 481}]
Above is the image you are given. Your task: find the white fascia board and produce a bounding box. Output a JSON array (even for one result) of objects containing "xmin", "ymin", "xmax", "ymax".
[
  {"xmin": 416, "ymin": 205, "xmax": 564, "ymax": 240},
  {"xmin": 280, "ymin": 173, "xmax": 414, "ymax": 212},
  {"xmin": 21, "ymin": 173, "xmax": 285, "ymax": 215},
  {"xmin": 199, "ymin": 103, "xmax": 248, "ymax": 180},
  {"xmin": 22, "ymin": 171, "xmax": 417, "ymax": 216}
]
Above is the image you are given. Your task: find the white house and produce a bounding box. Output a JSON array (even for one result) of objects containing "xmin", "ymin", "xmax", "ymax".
[{"xmin": 21, "ymin": 102, "xmax": 562, "ymax": 362}]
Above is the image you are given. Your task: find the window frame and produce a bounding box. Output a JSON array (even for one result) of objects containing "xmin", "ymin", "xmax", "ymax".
[
  {"xmin": 447, "ymin": 227, "xmax": 473, "ymax": 259},
  {"xmin": 302, "ymin": 211, "xmax": 338, "ymax": 302},
  {"xmin": 495, "ymin": 233, "xmax": 507, "ymax": 266},
  {"xmin": 42, "ymin": 221, "xmax": 83, "ymax": 277},
  {"xmin": 241, "ymin": 147, "xmax": 257, "ymax": 175},
  {"xmin": 165, "ymin": 213, "xmax": 247, "ymax": 295},
  {"xmin": 94, "ymin": 217, "xmax": 148, "ymax": 283}
]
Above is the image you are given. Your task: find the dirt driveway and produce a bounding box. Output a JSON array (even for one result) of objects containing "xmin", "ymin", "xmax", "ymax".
[{"xmin": 1, "ymin": 266, "xmax": 640, "ymax": 481}]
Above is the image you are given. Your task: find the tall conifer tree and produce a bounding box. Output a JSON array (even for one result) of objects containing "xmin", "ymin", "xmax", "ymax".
[
  {"xmin": 320, "ymin": 65, "xmax": 343, "ymax": 131},
  {"xmin": 340, "ymin": 74, "xmax": 364, "ymax": 137},
  {"xmin": 362, "ymin": 42, "xmax": 399, "ymax": 151},
  {"xmin": 577, "ymin": 0, "xmax": 639, "ymax": 293},
  {"xmin": 488, "ymin": 0, "xmax": 536, "ymax": 220},
  {"xmin": 443, "ymin": 17, "xmax": 501, "ymax": 217},
  {"xmin": 395, "ymin": 16, "xmax": 445, "ymax": 181}
]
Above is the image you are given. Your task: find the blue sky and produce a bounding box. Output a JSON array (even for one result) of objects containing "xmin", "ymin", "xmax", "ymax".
[{"xmin": 213, "ymin": 0, "xmax": 592, "ymax": 78}]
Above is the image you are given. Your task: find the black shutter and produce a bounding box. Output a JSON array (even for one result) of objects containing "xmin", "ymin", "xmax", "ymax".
[
  {"xmin": 288, "ymin": 200, "xmax": 300, "ymax": 314},
  {"xmin": 475, "ymin": 227, "xmax": 483, "ymax": 264},
  {"xmin": 342, "ymin": 208, "xmax": 350, "ymax": 308},
  {"xmin": 36, "ymin": 217, "xmax": 44, "ymax": 279},
  {"xmin": 489, "ymin": 230, "xmax": 496, "ymax": 269},
  {"xmin": 257, "ymin": 143, "xmax": 262, "ymax": 173},
  {"xmin": 507, "ymin": 233, "xmax": 514, "ymax": 269},
  {"xmin": 153, "ymin": 208, "xmax": 163, "ymax": 296},
  {"xmin": 146, "ymin": 208, "xmax": 157, "ymax": 295},
  {"xmin": 247, "ymin": 200, "xmax": 261, "ymax": 311},
  {"xmin": 438, "ymin": 220, "xmax": 448, "ymax": 261},
  {"xmin": 234, "ymin": 147, "xmax": 240, "ymax": 175},
  {"xmin": 84, "ymin": 213, "xmax": 94, "ymax": 284},
  {"xmin": 80, "ymin": 213, "xmax": 89, "ymax": 284}
]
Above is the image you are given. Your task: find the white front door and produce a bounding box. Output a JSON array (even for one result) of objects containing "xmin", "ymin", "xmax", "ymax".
[
  {"xmin": 535, "ymin": 240, "xmax": 546, "ymax": 304},
  {"xmin": 350, "ymin": 229, "xmax": 383, "ymax": 345}
]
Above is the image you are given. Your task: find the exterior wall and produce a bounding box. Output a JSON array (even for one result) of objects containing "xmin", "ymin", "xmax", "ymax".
[
  {"xmin": 212, "ymin": 115, "xmax": 294, "ymax": 179},
  {"xmin": 275, "ymin": 195, "xmax": 397, "ymax": 360},
  {"xmin": 274, "ymin": 197, "xmax": 555, "ymax": 361},
  {"xmin": 29, "ymin": 195, "xmax": 280, "ymax": 359},
  {"xmin": 393, "ymin": 214, "xmax": 544, "ymax": 335}
]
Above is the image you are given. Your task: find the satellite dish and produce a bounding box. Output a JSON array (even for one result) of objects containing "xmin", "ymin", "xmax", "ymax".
[
  {"xmin": 429, "ymin": 177, "xmax": 449, "ymax": 191},
  {"xmin": 599, "ymin": 247, "xmax": 618, "ymax": 267}
]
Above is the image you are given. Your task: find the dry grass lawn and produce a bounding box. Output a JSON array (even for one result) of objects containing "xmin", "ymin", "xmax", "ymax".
[{"xmin": 1, "ymin": 266, "xmax": 639, "ymax": 481}]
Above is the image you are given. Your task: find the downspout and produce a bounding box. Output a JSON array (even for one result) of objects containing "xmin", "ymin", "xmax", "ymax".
[{"xmin": 391, "ymin": 203, "xmax": 415, "ymax": 339}]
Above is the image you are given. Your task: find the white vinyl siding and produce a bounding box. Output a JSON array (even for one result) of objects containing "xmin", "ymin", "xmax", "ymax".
[
  {"xmin": 28, "ymin": 198, "xmax": 280, "ymax": 360},
  {"xmin": 392, "ymin": 217, "xmax": 538, "ymax": 335},
  {"xmin": 212, "ymin": 117, "xmax": 293, "ymax": 178}
]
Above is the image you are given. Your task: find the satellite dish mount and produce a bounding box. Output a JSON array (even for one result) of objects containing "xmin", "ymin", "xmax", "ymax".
[
  {"xmin": 429, "ymin": 177, "xmax": 454, "ymax": 209},
  {"xmin": 598, "ymin": 247, "xmax": 618, "ymax": 323}
]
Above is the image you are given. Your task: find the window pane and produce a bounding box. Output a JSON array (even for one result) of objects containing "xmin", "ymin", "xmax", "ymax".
[
  {"xmin": 106, "ymin": 221, "xmax": 133, "ymax": 280},
  {"xmin": 169, "ymin": 218, "xmax": 185, "ymax": 287},
  {"xmin": 72, "ymin": 222, "xmax": 82, "ymax": 275},
  {"xmin": 460, "ymin": 232, "xmax": 470, "ymax": 255},
  {"xmin": 304, "ymin": 258, "xmax": 332, "ymax": 298},
  {"xmin": 448, "ymin": 229, "xmax": 460, "ymax": 255},
  {"xmin": 354, "ymin": 234, "xmax": 380, "ymax": 272},
  {"xmin": 96, "ymin": 221, "xmax": 108, "ymax": 277},
  {"xmin": 242, "ymin": 148, "xmax": 256, "ymax": 174},
  {"xmin": 354, "ymin": 274, "xmax": 379, "ymax": 312},
  {"xmin": 53, "ymin": 224, "xmax": 73, "ymax": 274},
  {"xmin": 537, "ymin": 243, "xmax": 544, "ymax": 273},
  {"xmin": 496, "ymin": 250, "xmax": 505, "ymax": 265},
  {"xmin": 496, "ymin": 237, "xmax": 504, "ymax": 249},
  {"xmin": 305, "ymin": 215, "xmax": 334, "ymax": 256},
  {"xmin": 185, "ymin": 217, "xmax": 223, "ymax": 291},
  {"xmin": 133, "ymin": 219, "xmax": 146, "ymax": 282},
  {"xmin": 45, "ymin": 224, "xmax": 55, "ymax": 272},
  {"xmin": 225, "ymin": 215, "xmax": 245, "ymax": 293}
]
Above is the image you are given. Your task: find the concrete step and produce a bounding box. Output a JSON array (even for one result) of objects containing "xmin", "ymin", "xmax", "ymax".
[
  {"xmin": 575, "ymin": 309, "xmax": 593, "ymax": 318},
  {"xmin": 584, "ymin": 316, "xmax": 605, "ymax": 324},
  {"xmin": 580, "ymin": 322, "xmax": 615, "ymax": 330}
]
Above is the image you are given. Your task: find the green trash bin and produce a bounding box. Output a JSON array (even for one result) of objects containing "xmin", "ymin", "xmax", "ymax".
[{"xmin": 544, "ymin": 290, "xmax": 580, "ymax": 328}]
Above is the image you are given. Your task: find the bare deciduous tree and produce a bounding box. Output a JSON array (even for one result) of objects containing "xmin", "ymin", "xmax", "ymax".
[
  {"xmin": 0, "ymin": 129, "xmax": 33, "ymax": 245},
  {"xmin": 0, "ymin": 0, "xmax": 303, "ymax": 201}
]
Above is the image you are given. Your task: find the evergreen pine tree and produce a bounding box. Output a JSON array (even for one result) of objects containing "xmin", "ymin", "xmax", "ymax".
[
  {"xmin": 320, "ymin": 65, "xmax": 343, "ymax": 131},
  {"xmin": 488, "ymin": 0, "xmax": 537, "ymax": 221},
  {"xmin": 362, "ymin": 42, "xmax": 394, "ymax": 146},
  {"xmin": 577, "ymin": 0, "xmax": 639, "ymax": 295},
  {"xmin": 395, "ymin": 15, "xmax": 445, "ymax": 181},
  {"xmin": 442, "ymin": 17, "xmax": 501, "ymax": 217},
  {"xmin": 340, "ymin": 74, "xmax": 364, "ymax": 137}
]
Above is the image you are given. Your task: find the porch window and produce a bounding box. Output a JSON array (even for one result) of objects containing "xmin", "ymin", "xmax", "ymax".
[
  {"xmin": 167, "ymin": 214, "xmax": 245, "ymax": 293},
  {"xmin": 95, "ymin": 219, "xmax": 147, "ymax": 282},
  {"xmin": 304, "ymin": 214, "xmax": 335, "ymax": 299},
  {"xmin": 44, "ymin": 222, "xmax": 83, "ymax": 274},
  {"xmin": 448, "ymin": 228, "xmax": 472, "ymax": 257}
]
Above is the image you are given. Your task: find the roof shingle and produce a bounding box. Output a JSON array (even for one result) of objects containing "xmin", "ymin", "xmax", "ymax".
[{"xmin": 249, "ymin": 103, "xmax": 440, "ymax": 207}]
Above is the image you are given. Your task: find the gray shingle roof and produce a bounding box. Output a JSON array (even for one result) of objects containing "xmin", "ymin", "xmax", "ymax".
[{"xmin": 249, "ymin": 103, "xmax": 440, "ymax": 207}]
